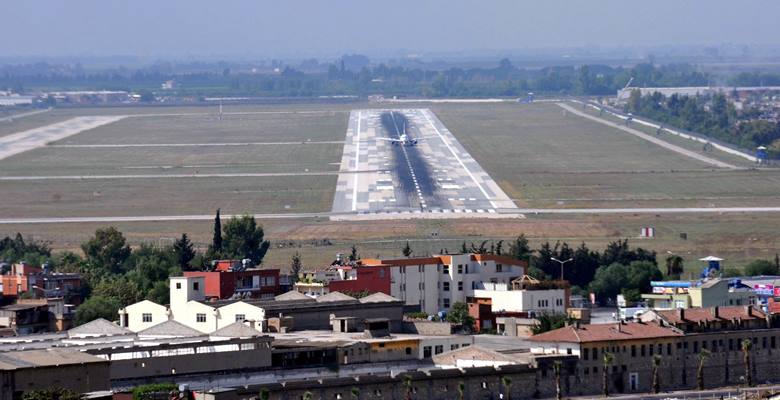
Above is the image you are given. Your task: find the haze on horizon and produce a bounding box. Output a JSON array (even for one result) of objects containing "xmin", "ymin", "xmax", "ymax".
[{"xmin": 3, "ymin": 0, "xmax": 780, "ymax": 59}]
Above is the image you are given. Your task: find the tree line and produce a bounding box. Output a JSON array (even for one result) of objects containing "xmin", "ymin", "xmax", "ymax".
[
  {"xmin": 625, "ymin": 90, "xmax": 780, "ymax": 157},
  {"xmin": 0, "ymin": 211, "xmax": 271, "ymax": 326}
]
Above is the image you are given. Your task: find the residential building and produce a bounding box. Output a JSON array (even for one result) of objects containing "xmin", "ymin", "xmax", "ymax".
[
  {"xmin": 529, "ymin": 305, "xmax": 780, "ymax": 395},
  {"xmin": 641, "ymin": 278, "xmax": 756, "ymax": 310},
  {"xmin": 118, "ymin": 275, "xmax": 404, "ymax": 333},
  {"xmin": 183, "ymin": 260, "xmax": 280, "ymax": 300},
  {"xmin": 0, "ymin": 303, "xmax": 50, "ymax": 334},
  {"xmin": 0, "ymin": 262, "xmax": 83, "ymax": 304},
  {"xmin": 323, "ymin": 254, "xmax": 526, "ymax": 314}
]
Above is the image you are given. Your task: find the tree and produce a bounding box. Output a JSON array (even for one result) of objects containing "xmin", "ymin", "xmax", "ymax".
[
  {"xmin": 502, "ymin": 376, "xmax": 513, "ymax": 400},
  {"xmin": 696, "ymin": 348, "xmax": 711, "ymax": 390},
  {"xmin": 457, "ymin": 382, "xmax": 465, "ymax": 400},
  {"xmin": 147, "ymin": 281, "xmax": 169, "ymax": 304},
  {"xmin": 221, "ymin": 215, "xmax": 270, "ymax": 265},
  {"xmin": 210, "ymin": 209, "xmax": 223, "ymax": 256},
  {"xmin": 173, "ymin": 233, "xmax": 196, "ymax": 271},
  {"xmin": 602, "ymin": 352, "xmax": 614, "ymax": 397},
  {"xmin": 531, "ymin": 313, "xmax": 573, "ymax": 334},
  {"xmin": 402, "ymin": 241, "xmax": 413, "ymax": 257},
  {"xmin": 351, "ymin": 387, "xmax": 360, "ymax": 400},
  {"xmin": 742, "ymin": 339, "xmax": 753, "ymax": 386},
  {"xmin": 348, "ymin": 245, "xmax": 359, "ymax": 262},
  {"xmin": 589, "ymin": 261, "xmax": 662, "ymax": 303},
  {"xmin": 743, "ymin": 259, "xmax": 778, "ymax": 276},
  {"xmin": 402, "ymin": 375, "xmax": 413, "ymax": 400},
  {"xmin": 446, "ymin": 302, "xmax": 475, "ymax": 332},
  {"xmin": 651, "ymin": 355, "xmax": 662, "ymax": 393},
  {"xmin": 74, "ymin": 295, "xmax": 121, "ymax": 325},
  {"xmin": 259, "ymin": 388, "xmax": 270, "ymax": 400},
  {"xmin": 302, "ymin": 391, "xmax": 313, "ymax": 400},
  {"xmin": 81, "ymin": 227, "xmax": 131, "ymax": 275},
  {"xmin": 22, "ymin": 388, "xmax": 81, "ymax": 400},
  {"xmin": 290, "ymin": 252, "xmax": 303, "ymax": 284},
  {"xmin": 552, "ymin": 362, "xmax": 562, "ymax": 400},
  {"xmin": 92, "ymin": 278, "xmax": 141, "ymax": 308},
  {"xmin": 665, "ymin": 255, "xmax": 684, "ymax": 278}
]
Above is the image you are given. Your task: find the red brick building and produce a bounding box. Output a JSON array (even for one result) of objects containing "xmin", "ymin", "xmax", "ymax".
[{"xmin": 183, "ymin": 260, "xmax": 281, "ymax": 300}]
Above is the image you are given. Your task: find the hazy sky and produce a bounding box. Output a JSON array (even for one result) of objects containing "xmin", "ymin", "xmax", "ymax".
[{"xmin": 4, "ymin": 0, "xmax": 780, "ymax": 58}]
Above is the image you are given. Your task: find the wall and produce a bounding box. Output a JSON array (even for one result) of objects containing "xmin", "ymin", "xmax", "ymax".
[
  {"xmin": 402, "ymin": 321, "xmax": 453, "ymax": 335},
  {"xmin": 121, "ymin": 300, "xmax": 168, "ymax": 332},
  {"xmin": 474, "ymin": 289, "xmax": 566, "ymax": 314},
  {"xmin": 329, "ymin": 266, "xmax": 391, "ymax": 295},
  {"xmin": 2, "ymin": 362, "xmax": 110, "ymax": 400},
  {"xmin": 216, "ymin": 301, "xmax": 265, "ymax": 330}
]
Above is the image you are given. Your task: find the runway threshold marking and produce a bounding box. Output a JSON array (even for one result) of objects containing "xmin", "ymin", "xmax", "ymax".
[
  {"xmin": 420, "ymin": 109, "xmax": 497, "ymax": 209},
  {"xmin": 351, "ymin": 111, "xmax": 361, "ymax": 212}
]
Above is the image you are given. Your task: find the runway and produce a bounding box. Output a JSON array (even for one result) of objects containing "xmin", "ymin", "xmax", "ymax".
[
  {"xmin": 0, "ymin": 116, "xmax": 126, "ymax": 160},
  {"xmin": 331, "ymin": 108, "xmax": 520, "ymax": 220}
]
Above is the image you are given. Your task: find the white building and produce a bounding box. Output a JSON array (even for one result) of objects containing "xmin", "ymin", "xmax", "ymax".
[
  {"xmin": 473, "ymin": 275, "xmax": 568, "ymax": 315},
  {"xmin": 337, "ymin": 254, "xmax": 527, "ymax": 315}
]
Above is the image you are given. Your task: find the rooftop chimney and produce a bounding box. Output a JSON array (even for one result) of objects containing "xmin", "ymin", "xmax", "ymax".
[{"xmin": 677, "ymin": 308, "xmax": 685, "ymax": 321}]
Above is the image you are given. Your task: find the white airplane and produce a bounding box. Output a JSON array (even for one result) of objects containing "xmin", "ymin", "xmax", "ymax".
[{"xmin": 376, "ymin": 133, "xmax": 424, "ymax": 146}]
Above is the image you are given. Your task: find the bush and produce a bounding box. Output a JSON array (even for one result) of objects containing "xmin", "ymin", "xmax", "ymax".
[
  {"xmin": 132, "ymin": 383, "xmax": 178, "ymax": 400},
  {"xmin": 743, "ymin": 259, "xmax": 778, "ymax": 276}
]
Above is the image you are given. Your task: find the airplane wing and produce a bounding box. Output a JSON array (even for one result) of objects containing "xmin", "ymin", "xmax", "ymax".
[{"xmin": 375, "ymin": 137, "xmax": 400, "ymax": 143}]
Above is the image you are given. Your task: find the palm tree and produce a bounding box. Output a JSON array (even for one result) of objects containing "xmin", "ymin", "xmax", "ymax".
[
  {"xmin": 651, "ymin": 355, "xmax": 662, "ymax": 394},
  {"xmin": 402, "ymin": 375, "xmax": 413, "ymax": 400},
  {"xmin": 696, "ymin": 349, "xmax": 711, "ymax": 390},
  {"xmin": 742, "ymin": 339, "xmax": 753, "ymax": 387},
  {"xmin": 259, "ymin": 388, "xmax": 270, "ymax": 400},
  {"xmin": 602, "ymin": 352, "xmax": 614, "ymax": 397},
  {"xmin": 350, "ymin": 387, "xmax": 360, "ymax": 400},
  {"xmin": 553, "ymin": 361, "xmax": 562, "ymax": 400},
  {"xmin": 501, "ymin": 376, "xmax": 513, "ymax": 400},
  {"xmin": 457, "ymin": 381, "xmax": 465, "ymax": 400}
]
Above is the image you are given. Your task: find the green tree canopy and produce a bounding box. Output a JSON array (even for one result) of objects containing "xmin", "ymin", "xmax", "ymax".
[
  {"xmin": 173, "ymin": 233, "xmax": 196, "ymax": 271},
  {"xmin": 74, "ymin": 295, "xmax": 121, "ymax": 326},
  {"xmin": 446, "ymin": 302, "xmax": 475, "ymax": 332},
  {"xmin": 743, "ymin": 259, "xmax": 778, "ymax": 276},
  {"xmin": 81, "ymin": 227, "xmax": 131, "ymax": 275},
  {"xmin": 220, "ymin": 215, "xmax": 270, "ymax": 265}
]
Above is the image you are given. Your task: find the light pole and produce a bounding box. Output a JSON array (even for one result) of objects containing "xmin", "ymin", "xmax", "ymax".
[{"xmin": 551, "ymin": 257, "xmax": 573, "ymax": 281}]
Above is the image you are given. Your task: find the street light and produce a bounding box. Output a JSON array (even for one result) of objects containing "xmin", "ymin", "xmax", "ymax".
[{"xmin": 551, "ymin": 257, "xmax": 573, "ymax": 281}]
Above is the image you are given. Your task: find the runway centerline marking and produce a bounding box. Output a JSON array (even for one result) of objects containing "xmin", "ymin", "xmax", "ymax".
[{"xmin": 420, "ymin": 109, "xmax": 497, "ymax": 209}]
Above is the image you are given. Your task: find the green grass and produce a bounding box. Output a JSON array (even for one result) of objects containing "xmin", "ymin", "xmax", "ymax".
[{"xmin": 432, "ymin": 102, "xmax": 780, "ymax": 208}]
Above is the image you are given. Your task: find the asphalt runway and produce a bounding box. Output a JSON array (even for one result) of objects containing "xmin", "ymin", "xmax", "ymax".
[
  {"xmin": 331, "ymin": 108, "xmax": 520, "ymax": 220},
  {"xmin": 0, "ymin": 116, "xmax": 126, "ymax": 160}
]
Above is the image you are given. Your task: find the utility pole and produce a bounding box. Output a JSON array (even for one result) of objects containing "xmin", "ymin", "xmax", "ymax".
[{"xmin": 551, "ymin": 257, "xmax": 573, "ymax": 281}]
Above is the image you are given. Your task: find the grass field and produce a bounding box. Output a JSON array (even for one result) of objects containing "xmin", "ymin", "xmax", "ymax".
[
  {"xmin": 432, "ymin": 102, "xmax": 780, "ymax": 208},
  {"xmin": 2, "ymin": 101, "xmax": 780, "ymax": 272}
]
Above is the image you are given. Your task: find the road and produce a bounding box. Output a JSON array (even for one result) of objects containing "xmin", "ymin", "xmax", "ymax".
[
  {"xmin": 0, "ymin": 107, "xmax": 51, "ymax": 123},
  {"xmin": 557, "ymin": 102, "xmax": 740, "ymax": 170},
  {"xmin": 5, "ymin": 206, "xmax": 780, "ymax": 224}
]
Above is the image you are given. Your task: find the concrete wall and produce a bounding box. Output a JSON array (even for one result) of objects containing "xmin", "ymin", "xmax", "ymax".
[
  {"xmin": 473, "ymin": 289, "xmax": 566, "ymax": 314},
  {"xmin": 402, "ymin": 321, "xmax": 453, "ymax": 335},
  {"xmin": 1, "ymin": 362, "xmax": 110, "ymax": 400},
  {"xmin": 216, "ymin": 301, "xmax": 265, "ymax": 330},
  {"xmin": 121, "ymin": 300, "xmax": 169, "ymax": 332}
]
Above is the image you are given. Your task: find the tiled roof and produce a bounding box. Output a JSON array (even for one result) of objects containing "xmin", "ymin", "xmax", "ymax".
[
  {"xmin": 359, "ymin": 292, "xmax": 400, "ymax": 303},
  {"xmin": 137, "ymin": 320, "xmax": 202, "ymax": 337},
  {"xmin": 274, "ymin": 291, "xmax": 313, "ymax": 301},
  {"xmin": 210, "ymin": 321, "xmax": 260, "ymax": 338},
  {"xmin": 432, "ymin": 345, "xmax": 518, "ymax": 366},
  {"xmin": 316, "ymin": 291, "xmax": 356, "ymax": 302},
  {"xmin": 528, "ymin": 322, "xmax": 681, "ymax": 343},
  {"xmin": 656, "ymin": 306, "xmax": 765, "ymax": 324},
  {"xmin": 68, "ymin": 318, "xmax": 132, "ymax": 337}
]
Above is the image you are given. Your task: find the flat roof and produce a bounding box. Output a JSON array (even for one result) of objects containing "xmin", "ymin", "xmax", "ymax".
[{"xmin": 0, "ymin": 348, "xmax": 106, "ymax": 370}]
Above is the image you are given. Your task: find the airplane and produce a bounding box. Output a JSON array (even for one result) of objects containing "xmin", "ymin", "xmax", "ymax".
[{"xmin": 376, "ymin": 133, "xmax": 424, "ymax": 146}]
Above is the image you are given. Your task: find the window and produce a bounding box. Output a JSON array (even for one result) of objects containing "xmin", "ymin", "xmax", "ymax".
[
  {"xmin": 471, "ymin": 281, "xmax": 478, "ymax": 290},
  {"xmin": 443, "ymin": 282, "xmax": 450, "ymax": 292},
  {"xmin": 443, "ymin": 265, "xmax": 449, "ymax": 274},
  {"xmin": 457, "ymin": 265, "xmax": 463, "ymax": 274},
  {"xmin": 196, "ymin": 313, "xmax": 206, "ymax": 323},
  {"xmin": 175, "ymin": 282, "xmax": 182, "ymax": 289},
  {"xmin": 458, "ymin": 281, "xmax": 463, "ymax": 291},
  {"xmin": 583, "ymin": 348, "xmax": 589, "ymax": 360},
  {"xmin": 496, "ymin": 264, "xmax": 503, "ymax": 272},
  {"xmin": 631, "ymin": 345, "xmax": 636, "ymax": 357},
  {"xmin": 443, "ymin": 298, "xmax": 450, "ymax": 308},
  {"xmin": 400, "ymin": 266, "xmax": 406, "ymax": 274},
  {"xmin": 235, "ymin": 314, "xmax": 246, "ymax": 322},
  {"xmin": 667, "ymin": 343, "xmax": 672, "ymax": 355},
  {"xmin": 142, "ymin": 313, "xmax": 152, "ymax": 323},
  {"xmin": 451, "ymin": 344, "xmax": 459, "ymax": 350},
  {"xmin": 406, "ymin": 347, "xmax": 412, "ymax": 355},
  {"xmin": 193, "ymin": 282, "xmax": 200, "ymax": 291},
  {"xmin": 423, "ymin": 346, "xmax": 432, "ymax": 358},
  {"xmin": 641, "ymin": 345, "xmax": 646, "ymax": 357}
]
